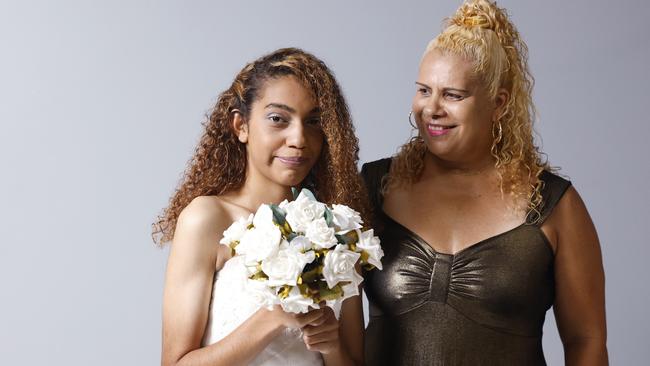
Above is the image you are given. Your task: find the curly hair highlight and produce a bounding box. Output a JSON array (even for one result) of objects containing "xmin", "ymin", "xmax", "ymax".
[
  {"xmin": 387, "ymin": 0, "xmax": 550, "ymax": 222},
  {"xmin": 152, "ymin": 48, "xmax": 369, "ymax": 245}
]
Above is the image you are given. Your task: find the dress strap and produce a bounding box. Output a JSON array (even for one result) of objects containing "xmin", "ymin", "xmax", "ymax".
[
  {"xmin": 531, "ymin": 170, "xmax": 572, "ymax": 225},
  {"xmin": 360, "ymin": 158, "xmax": 393, "ymax": 218}
]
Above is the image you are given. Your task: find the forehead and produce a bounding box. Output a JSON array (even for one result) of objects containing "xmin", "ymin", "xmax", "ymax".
[
  {"xmin": 255, "ymin": 76, "xmax": 316, "ymax": 111},
  {"xmin": 417, "ymin": 49, "xmax": 478, "ymax": 87}
]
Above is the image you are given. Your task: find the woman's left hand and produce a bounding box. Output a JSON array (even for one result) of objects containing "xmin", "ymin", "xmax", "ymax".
[{"xmin": 301, "ymin": 306, "xmax": 341, "ymax": 354}]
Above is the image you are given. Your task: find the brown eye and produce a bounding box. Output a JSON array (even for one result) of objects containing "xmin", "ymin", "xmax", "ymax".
[{"xmin": 268, "ymin": 114, "xmax": 287, "ymax": 124}]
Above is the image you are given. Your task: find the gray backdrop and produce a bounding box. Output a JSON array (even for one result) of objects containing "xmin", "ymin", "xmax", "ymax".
[{"xmin": 1, "ymin": 0, "xmax": 648, "ymax": 365}]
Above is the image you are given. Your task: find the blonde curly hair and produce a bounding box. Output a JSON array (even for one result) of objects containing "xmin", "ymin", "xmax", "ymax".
[
  {"xmin": 152, "ymin": 48, "xmax": 369, "ymax": 245},
  {"xmin": 387, "ymin": 0, "xmax": 550, "ymax": 222}
]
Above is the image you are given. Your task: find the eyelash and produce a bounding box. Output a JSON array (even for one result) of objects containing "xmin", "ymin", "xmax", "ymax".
[
  {"xmin": 417, "ymin": 87, "xmax": 465, "ymax": 101},
  {"xmin": 268, "ymin": 114, "xmax": 320, "ymax": 127},
  {"xmin": 444, "ymin": 92, "xmax": 464, "ymax": 100},
  {"xmin": 268, "ymin": 114, "xmax": 288, "ymax": 123}
]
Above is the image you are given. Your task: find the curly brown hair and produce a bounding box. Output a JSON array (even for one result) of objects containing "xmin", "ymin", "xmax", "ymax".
[
  {"xmin": 152, "ymin": 48, "xmax": 369, "ymax": 245},
  {"xmin": 386, "ymin": 0, "xmax": 551, "ymax": 222}
]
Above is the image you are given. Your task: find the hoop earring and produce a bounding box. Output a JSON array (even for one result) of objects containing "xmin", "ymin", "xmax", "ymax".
[
  {"xmin": 408, "ymin": 111, "xmax": 417, "ymax": 129},
  {"xmin": 492, "ymin": 119, "xmax": 503, "ymax": 143}
]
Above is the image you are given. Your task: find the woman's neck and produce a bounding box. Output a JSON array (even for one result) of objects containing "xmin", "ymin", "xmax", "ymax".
[
  {"xmin": 423, "ymin": 151, "xmax": 497, "ymax": 179},
  {"xmin": 222, "ymin": 174, "xmax": 294, "ymax": 214}
]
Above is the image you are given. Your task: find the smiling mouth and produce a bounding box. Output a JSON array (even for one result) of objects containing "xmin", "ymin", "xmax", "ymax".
[{"xmin": 426, "ymin": 123, "xmax": 457, "ymax": 136}]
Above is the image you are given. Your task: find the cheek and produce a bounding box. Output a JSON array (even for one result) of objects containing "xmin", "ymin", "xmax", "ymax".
[
  {"xmin": 248, "ymin": 128, "xmax": 280, "ymax": 156},
  {"xmin": 451, "ymin": 103, "xmax": 484, "ymax": 126},
  {"xmin": 411, "ymin": 96, "xmax": 425, "ymax": 112}
]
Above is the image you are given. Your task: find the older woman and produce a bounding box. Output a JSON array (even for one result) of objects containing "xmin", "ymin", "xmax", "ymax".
[{"xmin": 361, "ymin": 1, "xmax": 607, "ymax": 365}]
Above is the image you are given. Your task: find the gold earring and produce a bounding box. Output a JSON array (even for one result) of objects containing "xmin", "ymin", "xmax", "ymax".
[{"xmin": 493, "ymin": 119, "xmax": 503, "ymax": 143}]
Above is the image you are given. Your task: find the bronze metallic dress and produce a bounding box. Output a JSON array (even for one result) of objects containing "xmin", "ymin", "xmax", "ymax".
[{"xmin": 361, "ymin": 158, "xmax": 571, "ymax": 366}]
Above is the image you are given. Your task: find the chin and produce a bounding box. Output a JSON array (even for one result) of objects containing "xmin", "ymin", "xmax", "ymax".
[
  {"xmin": 424, "ymin": 140, "xmax": 454, "ymax": 158},
  {"xmin": 275, "ymin": 171, "xmax": 308, "ymax": 188}
]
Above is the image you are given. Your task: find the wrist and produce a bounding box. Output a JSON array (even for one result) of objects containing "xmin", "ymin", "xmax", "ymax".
[{"xmin": 256, "ymin": 307, "xmax": 285, "ymax": 337}]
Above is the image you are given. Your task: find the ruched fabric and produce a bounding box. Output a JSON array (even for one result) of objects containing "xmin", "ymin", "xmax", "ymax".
[{"xmin": 361, "ymin": 158, "xmax": 571, "ymax": 366}]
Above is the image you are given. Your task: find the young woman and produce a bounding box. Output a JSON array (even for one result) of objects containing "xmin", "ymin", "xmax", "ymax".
[
  {"xmin": 154, "ymin": 48, "xmax": 367, "ymax": 366},
  {"xmin": 361, "ymin": 1, "xmax": 607, "ymax": 364}
]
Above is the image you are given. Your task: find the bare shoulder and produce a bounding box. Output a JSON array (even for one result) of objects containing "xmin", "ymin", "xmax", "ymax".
[
  {"xmin": 177, "ymin": 196, "xmax": 231, "ymax": 233},
  {"xmin": 172, "ymin": 196, "xmax": 234, "ymax": 264}
]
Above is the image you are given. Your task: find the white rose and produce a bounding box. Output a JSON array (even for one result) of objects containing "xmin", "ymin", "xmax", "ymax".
[
  {"xmin": 355, "ymin": 229, "xmax": 384, "ymax": 270},
  {"xmin": 305, "ymin": 218, "xmax": 338, "ymax": 249},
  {"xmin": 289, "ymin": 235, "xmax": 314, "ymax": 252},
  {"xmin": 236, "ymin": 225, "xmax": 281, "ymax": 265},
  {"xmin": 280, "ymin": 286, "xmax": 314, "ymax": 314},
  {"xmin": 219, "ymin": 214, "xmax": 253, "ymax": 246},
  {"xmin": 322, "ymin": 245, "xmax": 363, "ymax": 289},
  {"xmin": 252, "ymin": 204, "xmax": 276, "ymax": 230},
  {"xmin": 261, "ymin": 246, "xmax": 315, "ymax": 287},
  {"xmin": 284, "ymin": 193, "xmax": 325, "ymax": 233},
  {"xmin": 246, "ymin": 279, "xmax": 278, "ymax": 310},
  {"xmin": 331, "ymin": 204, "xmax": 363, "ymax": 233}
]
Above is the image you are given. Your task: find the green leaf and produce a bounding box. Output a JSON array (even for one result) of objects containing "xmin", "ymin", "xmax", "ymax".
[
  {"xmin": 291, "ymin": 187, "xmax": 300, "ymax": 200},
  {"xmin": 249, "ymin": 271, "xmax": 269, "ymax": 281},
  {"xmin": 335, "ymin": 231, "xmax": 358, "ymax": 245},
  {"xmin": 301, "ymin": 265, "xmax": 323, "ymax": 284},
  {"xmin": 269, "ymin": 204, "xmax": 286, "ymax": 225},
  {"xmin": 324, "ymin": 207, "xmax": 333, "ymax": 227},
  {"xmin": 318, "ymin": 282, "xmax": 343, "ymax": 301}
]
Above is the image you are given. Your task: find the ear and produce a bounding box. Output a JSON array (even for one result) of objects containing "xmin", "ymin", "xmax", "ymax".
[
  {"xmin": 231, "ymin": 109, "xmax": 248, "ymax": 143},
  {"xmin": 493, "ymin": 88, "xmax": 510, "ymax": 120}
]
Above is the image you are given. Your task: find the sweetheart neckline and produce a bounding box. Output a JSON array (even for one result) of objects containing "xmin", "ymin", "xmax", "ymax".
[{"xmin": 380, "ymin": 209, "xmax": 535, "ymax": 257}]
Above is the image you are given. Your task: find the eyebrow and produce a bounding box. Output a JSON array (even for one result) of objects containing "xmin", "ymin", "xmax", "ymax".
[
  {"xmin": 415, "ymin": 82, "xmax": 470, "ymax": 94},
  {"xmin": 265, "ymin": 103, "xmax": 320, "ymax": 115},
  {"xmin": 266, "ymin": 103, "xmax": 296, "ymax": 113}
]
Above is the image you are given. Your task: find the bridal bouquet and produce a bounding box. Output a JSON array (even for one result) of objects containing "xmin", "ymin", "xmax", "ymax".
[{"xmin": 219, "ymin": 188, "xmax": 383, "ymax": 314}]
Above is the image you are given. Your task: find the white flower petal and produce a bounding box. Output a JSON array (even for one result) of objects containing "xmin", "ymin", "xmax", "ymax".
[
  {"xmin": 306, "ymin": 218, "xmax": 338, "ymax": 249},
  {"xmin": 280, "ymin": 286, "xmax": 314, "ymax": 314},
  {"xmin": 331, "ymin": 204, "xmax": 363, "ymax": 232},
  {"xmin": 356, "ymin": 229, "xmax": 384, "ymax": 270},
  {"xmin": 322, "ymin": 245, "xmax": 361, "ymax": 288}
]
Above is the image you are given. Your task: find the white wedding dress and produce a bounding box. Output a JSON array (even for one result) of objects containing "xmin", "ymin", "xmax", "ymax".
[{"xmin": 202, "ymin": 255, "xmax": 338, "ymax": 365}]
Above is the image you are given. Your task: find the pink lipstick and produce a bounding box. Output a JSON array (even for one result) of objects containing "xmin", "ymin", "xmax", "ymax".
[{"xmin": 426, "ymin": 124, "xmax": 456, "ymax": 137}]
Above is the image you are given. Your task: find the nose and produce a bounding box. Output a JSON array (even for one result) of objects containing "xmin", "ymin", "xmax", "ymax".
[
  {"xmin": 422, "ymin": 94, "xmax": 445, "ymax": 121},
  {"xmin": 286, "ymin": 121, "xmax": 307, "ymax": 149}
]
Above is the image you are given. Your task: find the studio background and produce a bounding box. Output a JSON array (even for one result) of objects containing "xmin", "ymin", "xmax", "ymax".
[{"xmin": 1, "ymin": 0, "xmax": 648, "ymax": 364}]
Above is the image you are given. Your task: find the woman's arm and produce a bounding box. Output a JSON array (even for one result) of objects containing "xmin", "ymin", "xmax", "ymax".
[
  {"xmin": 546, "ymin": 186, "xmax": 608, "ymax": 365},
  {"xmin": 302, "ymin": 281, "xmax": 365, "ymax": 365},
  {"xmin": 161, "ymin": 197, "xmax": 324, "ymax": 366}
]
